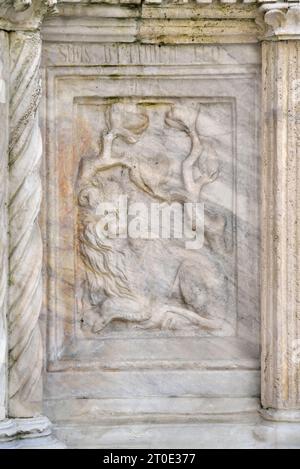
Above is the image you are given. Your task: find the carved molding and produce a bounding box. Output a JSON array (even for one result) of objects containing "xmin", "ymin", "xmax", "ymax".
[
  {"xmin": 0, "ymin": 0, "xmax": 57, "ymax": 31},
  {"xmin": 0, "ymin": 0, "xmax": 298, "ymax": 426},
  {"xmin": 1, "ymin": 0, "xmax": 298, "ymax": 40},
  {"xmin": 259, "ymin": 3, "xmax": 300, "ymax": 40},
  {"xmin": 42, "ymin": 0, "xmax": 262, "ymax": 44},
  {"xmin": 8, "ymin": 31, "xmax": 43, "ymax": 418}
]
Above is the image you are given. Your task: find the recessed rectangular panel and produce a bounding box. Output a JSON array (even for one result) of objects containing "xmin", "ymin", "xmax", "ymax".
[{"xmin": 42, "ymin": 44, "xmax": 260, "ymax": 378}]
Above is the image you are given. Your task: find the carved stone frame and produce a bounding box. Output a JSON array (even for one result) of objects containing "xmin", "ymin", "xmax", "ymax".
[{"xmin": 1, "ymin": 0, "xmax": 300, "ymax": 447}]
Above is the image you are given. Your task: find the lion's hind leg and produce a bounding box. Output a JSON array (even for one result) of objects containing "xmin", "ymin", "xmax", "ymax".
[{"xmin": 92, "ymin": 297, "xmax": 150, "ymax": 333}]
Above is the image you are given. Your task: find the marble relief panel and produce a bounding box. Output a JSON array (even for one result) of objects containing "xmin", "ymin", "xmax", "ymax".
[
  {"xmin": 76, "ymin": 98, "xmax": 235, "ymax": 337},
  {"xmin": 42, "ymin": 44, "xmax": 260, "ymax": 369}
]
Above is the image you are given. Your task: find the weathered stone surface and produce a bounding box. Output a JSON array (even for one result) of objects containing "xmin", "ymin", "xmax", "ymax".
[
  {"xmin": 261, "ymin": 39, "xmax": 300, "ymax": 412},
  {"xmin": 0, "ymin": 416, "xmax": 66, "ymax": 448},
  {"xmin": 42, "ymin": 0, "xmax": 261, "ymax": 44},
  {"xmin": 0, "ymin": 30, "xmax": 9, "ymax": 422},
  {"xmin": 41, "ymin": 37, "xmax": 261, "ymax": 442},
  {"xmin": 8, "ymin": 31, "xmax": 44, "ymax": 418},
  {"xmin": 1, "ymin": 0, "xmax": 300, "ymax": 449},
  {"xmin": 52, "ymin": 418, "xmax": 300, "ymax": 449},
  {"xmin": 0, "ymin": 0, "xmax": 57, "ymax": 31},
  {"xmin": 259, "ymin": 3, "xmax": 300, "ymax": 40}
]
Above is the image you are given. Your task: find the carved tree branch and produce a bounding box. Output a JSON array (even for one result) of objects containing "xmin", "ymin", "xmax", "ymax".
[
  {"xmin": 165, "ymin": 106, "xmax": 220, "ymax": 203},
  {"xmin": 8, "ymin": 31, "xmax": 43, "ymax": 418},
  {"xmin": 182, "ymin": 130, "xmax": 203, "ymax": 198},
  {"xmin": 101, "ymin": 131, "xmax": 116, "ymax": 162}
]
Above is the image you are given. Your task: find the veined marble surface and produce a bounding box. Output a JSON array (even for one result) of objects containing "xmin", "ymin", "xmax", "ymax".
[
  {"xmin": 0, "ymin": 30, "xmax": 8, "ymax": 422},
  {"xmin": 40, "ymin": 42, "xmax": 261, "ymax": 433},
  {"xmin": 1, "ymin": 0, "xmax": 300, "ymax": 451}
]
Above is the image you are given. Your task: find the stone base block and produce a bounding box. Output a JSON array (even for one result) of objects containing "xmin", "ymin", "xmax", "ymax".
[
  {"xmin": 52, "ymin": 416, "xmax": 300, "ymax": 449},
  {"xmin": 0, "ymin": 416, "xmax": 66, "ymax": 449}
]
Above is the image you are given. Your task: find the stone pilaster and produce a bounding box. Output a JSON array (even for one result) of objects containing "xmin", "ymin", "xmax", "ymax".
[{"xmin": 261, "ymin": 3, "xmax": 300, "ymax": 419}]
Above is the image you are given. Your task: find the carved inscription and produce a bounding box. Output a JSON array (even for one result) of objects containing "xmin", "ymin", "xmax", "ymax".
[{"xmin": 43, "ymin": 43, "xmax": 242, "ymax": 67}]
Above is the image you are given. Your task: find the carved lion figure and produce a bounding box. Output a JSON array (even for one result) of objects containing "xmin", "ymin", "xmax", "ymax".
[{"xmin": 77, "ymin": 102, "xmax": 228, "ymax": 333}]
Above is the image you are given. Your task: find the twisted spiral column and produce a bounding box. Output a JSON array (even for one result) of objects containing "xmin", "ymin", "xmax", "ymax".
[
  {"xmin": 8, "ymin": 31, "xmax": 43, "ymax": 418},
  {"xmin": 0, "ymin": 31, "xmax": 9, "ymax": 421}
]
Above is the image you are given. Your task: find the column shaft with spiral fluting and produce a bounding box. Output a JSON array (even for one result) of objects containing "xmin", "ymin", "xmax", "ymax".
[{"xmin": 8, "ymin": 31, "xmax": 43, "ymax": 418}]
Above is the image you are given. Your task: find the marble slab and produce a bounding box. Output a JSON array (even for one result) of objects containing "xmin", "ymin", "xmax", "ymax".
[{"xmin": 40, "ymin": 41, "xmax": 261, "ymax": 425}]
